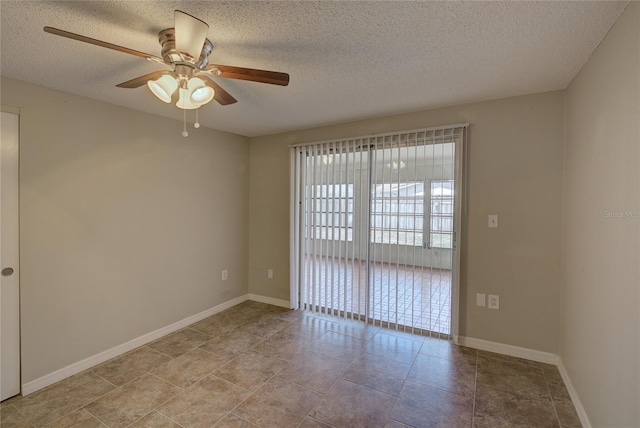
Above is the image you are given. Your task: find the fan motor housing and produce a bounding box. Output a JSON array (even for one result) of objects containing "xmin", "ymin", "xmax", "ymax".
[{"xmin": 158, "ymin": 28, "xmax": 212, "ymax": 69}]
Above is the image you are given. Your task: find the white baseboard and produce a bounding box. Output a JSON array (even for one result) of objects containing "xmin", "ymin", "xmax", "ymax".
[
  {"xmin": 455, "ymin": 337, "xmax": 591, "ymax": 427},
  {"xmin": 455, "ymin": 336, "xmax": 558, "ymax": 365},
  {"xmin": 557, "ymin": 357, "xmax": 592, "ymax": 428},
  {"xmin": 248, "ymin": 294, "xmax": 290, "ymax": 308},
  {"xmin": 22, "ymin": 294, "xmax": 249, "ymax": 396}
]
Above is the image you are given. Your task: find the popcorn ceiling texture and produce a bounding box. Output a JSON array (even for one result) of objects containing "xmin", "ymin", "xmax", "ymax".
[{"xmin": 0, "ymin": 1, "xmax": 629, "ymax": 137}]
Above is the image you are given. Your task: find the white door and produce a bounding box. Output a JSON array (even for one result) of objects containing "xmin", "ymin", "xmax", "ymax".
[{"xmin": 1, "ymin": 110, "xmax": 20, "ymax": 401}]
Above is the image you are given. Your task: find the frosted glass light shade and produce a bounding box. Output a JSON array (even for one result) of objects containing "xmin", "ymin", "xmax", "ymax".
[
  {"xmin": 147, "ymin": 75, "xmax": 178, "ymax": 103},
  {"xmin": 176, "ymin": 88, "xmax": 198, "ymax": 109},
  {"xmin": 188, "ymin": 77, "xmax": 215, "ymax": 105}
]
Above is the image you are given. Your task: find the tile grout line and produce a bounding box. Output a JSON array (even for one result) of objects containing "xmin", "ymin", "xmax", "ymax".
[
  {"xmin": 471, "ymin": 351, "xmax": 479, "ymax": 428},
  {"xmin": 75, "ymin": 408, "xmax": 109, "ymax": 428},
  {"xmin": 89, "ymin": 370, "xmax": 120, "ymax": 389},
  {"xmin": 229, "ymin": 328, "xmax": 370, "ymax": 427},
  {"xmin": 38, "ymin": 373, "xmax": 122, "ymax": 428},
  {"xmin": 542, "ymin": 366, "xmax": 563, "ymax": 427},
  {"xmin": 131, "ymin": 373, "xmax": 188, "ymax": 427},
  {"xmin": 218, "ymin": 411, "xmax": 257, "ymax": 428},
  {"xmin": 127, "ymin": 410, "xmax": 186, "ymax": 428},
  {"xmin": 83, "ymin": 402, "xmax": 114, "ymax": 428},
  {"xmin": 223, "ymin": 356, "xmax": 290, "ymax": 427}
]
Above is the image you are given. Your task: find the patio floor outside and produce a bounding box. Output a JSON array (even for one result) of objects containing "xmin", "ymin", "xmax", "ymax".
[{"xmin": 301, "ymin": 256, "xmax": 451, "ymax": 336}]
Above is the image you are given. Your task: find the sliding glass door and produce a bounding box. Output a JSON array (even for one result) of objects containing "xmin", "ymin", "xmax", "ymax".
[{"xmin": 290, "ymin": 125, "xmax": 466, "ymax": 337}]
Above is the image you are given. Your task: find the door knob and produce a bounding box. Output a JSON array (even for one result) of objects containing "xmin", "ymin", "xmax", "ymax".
[{"xmin": 2, "ymin": 267, "xmax": 14, "ymax": 276}]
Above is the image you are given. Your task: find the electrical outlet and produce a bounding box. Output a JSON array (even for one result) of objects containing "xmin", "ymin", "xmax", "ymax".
[
  {"xmin": 268, "ymin": 269, "xmax": 273, "ymax": 279},
  {"xmin": 476, "ymin": 293, "xmax": 486, "ymax": 307},
  {"xmin": 488, "ymin": 294, "xmax": 500, "ymax": 310},
  {"xmin": 488, "ymin": 214, "xmax": 499, "ymax": 228},
  {"xmin": 221, "ymin": 269, "xmax": 228, "ymax": 281}
]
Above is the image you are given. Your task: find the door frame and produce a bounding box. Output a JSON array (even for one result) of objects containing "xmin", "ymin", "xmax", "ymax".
[
  {"xmin": 1, "ymin": 105, "xmax": 21, "ymax": 401},
  {"xmin": 451, "ymin": 129, "xmax": 466, "ymax": 343}
]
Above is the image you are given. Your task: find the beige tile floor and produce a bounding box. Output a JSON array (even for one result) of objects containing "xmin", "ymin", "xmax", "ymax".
[{"xmin": 1, "ymin": 301, "xmax": 581, "ymax": 428}]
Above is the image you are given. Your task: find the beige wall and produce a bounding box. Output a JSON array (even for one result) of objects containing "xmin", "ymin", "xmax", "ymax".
[
  {"xmin": 249, "ymin": 91, "xmax": 564, "ymax": 353},
  {"xmin": 1, "ymin": 77, "xmax": 250, "ymax": 383},
  {"xmin": 561, "ymin": 2, "xmax": 639, "ymax": 427}
]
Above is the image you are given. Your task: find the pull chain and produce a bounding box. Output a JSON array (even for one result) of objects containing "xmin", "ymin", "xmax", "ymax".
[
  {"xmin": 194, "ymin": 108, "xmax": 200, "ymax": 128},
  {"xmin": 182, "ymin": 108, "xmax": 188, "ymax": 137},
  {"xmin": 181, "ymin": 90, "xmax": 188, "ymax": 137}
]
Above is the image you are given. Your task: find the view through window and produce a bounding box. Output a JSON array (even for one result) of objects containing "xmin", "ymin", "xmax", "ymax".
[
  {"xmin": 371, "ymin": 182, "xmax": 424, "ymax": 246},
  {"xmin": 306, "ymin": 184, "xmax": 354, "ymax": 241},
  {"xmin": 430, "ymin": 180, "xmax": 454, "ymax": 249}
]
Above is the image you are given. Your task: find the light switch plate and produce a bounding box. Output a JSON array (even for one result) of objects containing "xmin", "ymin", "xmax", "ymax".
[
  {"xmin": 488, "ymin": 214, "xmax": 499, "ymax": 228},
  {"xmin": 476, "ymin": 293, "xmax": 486, "ymax": 307}
]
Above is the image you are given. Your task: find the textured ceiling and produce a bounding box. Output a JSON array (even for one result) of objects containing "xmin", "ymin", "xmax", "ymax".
[{"xmin": 0, "ymin": 1, "xmax": 629, "ymax": 137}]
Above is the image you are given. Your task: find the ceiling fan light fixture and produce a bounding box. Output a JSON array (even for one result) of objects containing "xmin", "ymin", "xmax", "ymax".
[
  {"xmin": 44, "ymin": 10, "xmax": 289, "ymax": 137},
  {"xmin": 147, "ymin": 75, "xmax": 178, "ymax": 103},
  {"xmin": 189, "ymin": 77, "xmax": 215, "ymax": 105}
]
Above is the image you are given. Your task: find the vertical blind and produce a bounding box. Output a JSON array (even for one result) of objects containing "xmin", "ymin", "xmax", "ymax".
[{"xmin": 290, "ymin": 124, "xmax": 467, "ymax": 336}]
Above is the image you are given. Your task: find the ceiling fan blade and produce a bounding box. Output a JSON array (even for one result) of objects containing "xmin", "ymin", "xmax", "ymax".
[
  {"xmin": 116, "ymin": 71, "xmax": 172, "ymax": 88},
  {"xmin": 43, "ymin": 27, "xmax": 164, "ymax": 63},
  {"xmin": 205, "ymin": 65, "xmax": 290, "ymax": 86},
  {"xmin": 199, "ymin": 75, "xmax": 237, "ymax": 105},
  {"xmin": 174, "ymin": 10, "xmax": 209, "ymax": 61}
]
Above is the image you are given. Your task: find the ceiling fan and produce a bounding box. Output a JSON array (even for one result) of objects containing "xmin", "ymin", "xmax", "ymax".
[{"xmin": 44, "ymin": 10, "xmax": 290, "ymax": 135}]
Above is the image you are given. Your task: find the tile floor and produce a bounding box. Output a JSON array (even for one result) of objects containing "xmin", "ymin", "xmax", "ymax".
[
  {"xmin": 303, "ymin": 257, "xmax": 452, "ymax": 335},
  {"xmin": 1, "ymin": 301, "xmax": 581, "ymax": 428}
]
